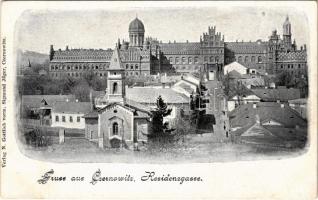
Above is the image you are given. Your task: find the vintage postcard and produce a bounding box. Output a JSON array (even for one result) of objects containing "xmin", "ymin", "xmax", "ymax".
[{"xmin": 0, "ymin": 1, "xmax": 317, "ymax": 199}]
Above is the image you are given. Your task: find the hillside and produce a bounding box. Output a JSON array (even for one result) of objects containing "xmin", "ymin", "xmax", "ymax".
[{"xmin": 17, "ymin": 49, "xmax": 49, "ymax": 69}]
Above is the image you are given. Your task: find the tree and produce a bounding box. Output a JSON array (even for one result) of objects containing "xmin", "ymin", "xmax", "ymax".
[
  {"xmin": 222, "ymin": 74, "xmax": 231, "ymax": 98},
  {"xmin": 275, "ymin": 71, "xmax": 293, "ymax": 86},
  {"xmin": 150, "ymin": 95, "xmax": 172, "ymax": 137},
  {"xmin": 71, "ymin": 81, "xmax": 91, "ymax": 102}
]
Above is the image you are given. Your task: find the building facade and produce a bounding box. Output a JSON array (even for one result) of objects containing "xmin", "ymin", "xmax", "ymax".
[
  {"xmin": 48, "ymin": 16, "xmax": 307, "ymax": 79},
  {"xmin": 82, "ymin": 47, "xmax": 151, "ymax": 149}
]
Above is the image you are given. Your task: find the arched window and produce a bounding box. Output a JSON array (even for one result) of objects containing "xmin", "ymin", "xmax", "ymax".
[
  {"xmin": 258, "ymin": 56, "xmax": 262, "ymax": 63},
  {"xmin": 238, "ymin": 56, "xmax": 242, "ymax": 63},
  {"xmin": 169, "ymin": 57, "xmax": 173, "ymax": 63},
  {"xmin": 210, "ymin": 56, "xmax": 214, "ymax": 62},
  {"xmin": 113, "ymin": 82, "xmax": 118, "ymax": 94},
  {"xmin": 182, "ymin": 57, "xmax": 186, "ymax": 64},
  {"xmin": 215, "ymin": 56, "xmax": 219, "ymax": 63},
  {"xmin": 126, "ymin": 64, "xmax": 129, "ymax": 69},
  {"xmin": 175, "ymin": 57, "xmax": 180, "ymax": 64},
  {"xmin": 251, "ymin": 56, "xmax": 256, "ymax": 63},
  {"xmin": 131, "ymin": 65, "xmax": 134, "ymax": 70},
  {"xmin": 244, "ymin": 56, "xmax": 249, "ymax": 63},
  {"xmin": 204, "ymin": 56, "xmax": 208, "ymax": 62},
  {"xmin": 135, "ymin": 64, "xmax": 138, "ymax": 69},
  {"xmin": 113, "ymin": 122, "xmax": 118, "ymax": 135},
  {"xmin": 194, "ymin": 57, "xmax": 199, "ymax": 64},
  {"xmin": 188, "ymin": 57, "xmax": 193, "ymax": 64}
]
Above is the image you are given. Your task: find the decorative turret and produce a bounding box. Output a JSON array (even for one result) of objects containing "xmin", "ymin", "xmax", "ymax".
[
  {"xmin": 106, "ymin": 47, "xmax": 125, "ymax": 105},
  {"xmin": 283, "ymin": 16, "xmax": 292, "ymax": 51},
  {"xmin": 49, "ymin": 45, "xmax": 54, "ymax": 61}
]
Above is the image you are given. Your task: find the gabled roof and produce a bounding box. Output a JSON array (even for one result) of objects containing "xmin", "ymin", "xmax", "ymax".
[
  {"xmin": 229, "ymin": 102, "xmax": 307, "ymax": 130},
  {"xmin": 126, "ymin": 87, "xmax": 190, "ymax": 104},
  {"xmin": 22, "ymin": 95, "xmax": 76, "ymax": 109},
  {"xmin": 251, "ymin": 88, "xmax": 300, "ymax": 101},
  {"xmin": 95, "ymin": 102, "xmax": 151, "ymax": 119},
  {"xmin": 224, "ymin": 61, "xmax": 249, "ymax": 75},
  {"xmin": 52, "ymin": 101, "xmax": 92, "ymax": 114}
]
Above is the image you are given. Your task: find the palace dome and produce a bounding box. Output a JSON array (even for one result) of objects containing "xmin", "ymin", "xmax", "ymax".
[{"xmin": 129, "ymin": 17, "xmax": 145, "ymax": 33}]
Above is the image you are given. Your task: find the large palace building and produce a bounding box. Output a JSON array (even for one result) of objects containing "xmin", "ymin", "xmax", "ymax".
[{"xmin": 48, "ymin": 16, "xmax": 307, "ymax": 79}]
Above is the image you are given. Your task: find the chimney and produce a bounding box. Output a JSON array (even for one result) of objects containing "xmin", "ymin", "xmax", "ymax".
[{"xmin": 66, "ymin": 45, "xmax": 69, "ymax": 51}]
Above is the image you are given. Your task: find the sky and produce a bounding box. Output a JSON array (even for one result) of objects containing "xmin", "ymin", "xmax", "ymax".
[{"xmin": 15, "ymin": 6, "xmax": 309, "ymax": 54}]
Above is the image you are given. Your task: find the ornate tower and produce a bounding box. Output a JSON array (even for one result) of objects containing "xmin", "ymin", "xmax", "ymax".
[
  {"xmin": 128, "ymin": 17, "xmax": 145, "ymax": 48},
  {"xmin": 106, "ymin": 47, "xmax": 125, "ymax": 105},
  {"xmin": 49, "ymin": 45, "xmax": 54, "ymax": 61},
  {"xmin": 283, "ymin": 16, "xmax": 292, "ymax": 51}
]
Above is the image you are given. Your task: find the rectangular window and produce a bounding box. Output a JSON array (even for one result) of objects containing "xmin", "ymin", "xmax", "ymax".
[
  {"xmin": 55, "ymin": 115, "xmax": 59, "ymax": 122},
  {"xmin": 77, "ymin": 116, "xmax": 80, "ymax": 122},
  {"xmin": 62, "ymin": 116, "xmax": 65, "ymax": 122},
  {"xmin": 69, "ymin": 116, "xmax": 73, "ymax": 122}
]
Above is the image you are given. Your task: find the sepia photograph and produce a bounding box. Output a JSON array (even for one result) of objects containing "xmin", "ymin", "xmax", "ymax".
[
  {"xmin": 15, "ymin": 6, "xmax": 310, "ymax": 163},
  {"xmin": 1, "ymin": 1, "xmax": 317, "ymax": 199}
]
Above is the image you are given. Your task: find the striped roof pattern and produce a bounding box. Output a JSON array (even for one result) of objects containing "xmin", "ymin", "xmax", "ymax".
[
  {"xmin": 158, "ymin": 42, "xmax": 201, "ymax": 55},
  {"xmin": 277, "ymin": 51, "xmax": 307, "ymax": 62},
  {"xmin": 225, "ymin": 41, "xmax": 268, "ymax": 54},
  {"xmin": 52, "ymin": 49, "xmax": 113, "ymax": 62}
]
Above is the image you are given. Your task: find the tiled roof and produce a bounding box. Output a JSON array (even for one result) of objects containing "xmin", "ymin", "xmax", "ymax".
[
  {"xmin": 229, "ymin": 102, "xmax": 307, "ymax": 129},
  {"xmin": 126, "ymin": 87, "xmax": 190, "ymax": 104},
  {"xmin": 83, "ymin": 111, "xmax": 99, "ymax": 118},
  {"xmin": 225, "ymin": 41, "xmax": 268, "ymax": 54},
  {"xmin": 52, "ymin": 49, "xmax": 113, "ymax": 62},
  {"xmin": 22, "ymin": 95, "xmax": 76, "ymax": 109},
  {"xmin": 125, "ymin": 99, "xmax": 151, "ymax": 113},
  {"xmin": 52, "ymin": 101, "xmax": 92, "ymax": 114},
  {"xmin": 158, "ymin": 42, "xmax": 201, "ymax": 55},
  {"xmin": 251, "ymin": 88, "xmax": 300, "ymax": 102},
  {"xmin": 277, "ymin": 51, "xmax": 307, "ymax": 62}
]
